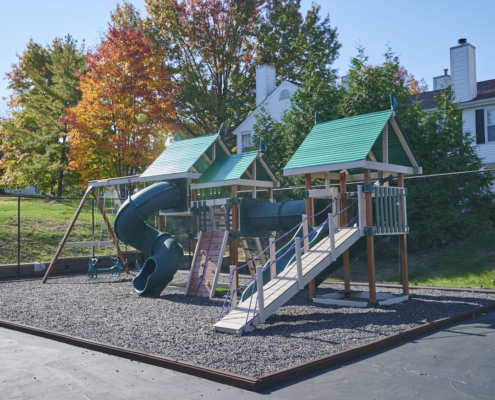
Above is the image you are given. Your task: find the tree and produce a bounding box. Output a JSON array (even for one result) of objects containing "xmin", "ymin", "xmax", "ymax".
[
  {"xmin": 406, "ymin": 88, "xmax": 495, "ymax": 249},
  {"xmin": 65, "ymin": 27, "xmax": 176, "ymax": 191},
  {"xmin": 110, "ymin": 0, "xmax": 341, "ymax": 149},
  {"xmin": 0, "ymin": 36, "xmax": 86, "ymax": 196}
]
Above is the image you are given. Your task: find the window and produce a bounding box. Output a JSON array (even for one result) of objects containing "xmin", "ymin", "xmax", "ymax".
[
  {"xmin": 241, "ymin": 133, "xmax": 251, "ymax": 153},
  {"xmin": 279, "ymin": 89, "xmax": 290, "ymax": 100},
  {"xmin": 488, "ymin": 109, "xmax": 495, "ymax": 142}
]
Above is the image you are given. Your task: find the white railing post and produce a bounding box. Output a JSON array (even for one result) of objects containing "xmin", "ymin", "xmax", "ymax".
[
  {"xmin": 302, "ymin": 214, "xmax": 309, "ymax": 252},
  {"xmin": 295, "ymin": 238, "xmax": 303, "ymax": 290},
  {"xmin": 230, "ymin": 265, "xmax": 237, "ymax": 310},
  {"xmin": 328, "ymin": 213, "xmax": 336, "ymax": 262},
  {"xmin": 358, "ymin": 185, "xmax": 364, "ymax": 236},
  {"xmin": 256, "ymin": 265, "xmax": 265, "ymax": 323},
  {"xmin": 269, "ymin": 238, "xmax": 276, "ymax": 279}
]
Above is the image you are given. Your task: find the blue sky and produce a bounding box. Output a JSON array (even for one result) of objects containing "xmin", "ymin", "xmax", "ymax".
[{"xmin": 1, "ymin": 0, "xmax": 494, "ymax": 112}]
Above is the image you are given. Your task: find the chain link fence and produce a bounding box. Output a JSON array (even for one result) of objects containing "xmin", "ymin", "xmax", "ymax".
[{"xmin": 1, "ymin": 170, "xmax": 494, "ymax": 288}]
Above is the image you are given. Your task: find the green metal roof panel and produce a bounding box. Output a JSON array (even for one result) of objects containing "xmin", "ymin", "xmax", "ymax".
[
  {"xmin": 142, "ymin": 134, "xmax": 218, "ymax": 177},
  {"xmin": 284, "ymin": 110, "xmax": 393, "ymax": 171},
  {"xmin": 195, "ymin": 152, "xmax": 259, "ymax": 184}
]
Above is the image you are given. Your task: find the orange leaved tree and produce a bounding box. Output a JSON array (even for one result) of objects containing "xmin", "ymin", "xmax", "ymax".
[{"xmin": 65, "ymin": 27, "xmax": 176, "ymax": 186}]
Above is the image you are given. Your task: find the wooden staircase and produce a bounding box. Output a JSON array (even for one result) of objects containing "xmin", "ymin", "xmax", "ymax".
[
  {"xmin": 214, "ymin": 227, "xmax": 360, "ymax": 334},
  {"xmin": 241, "ymin": 238, "xmax": 267, "ymax": 277},
  {"xmin": 185, "ymin": 230, "xmax": 229, "ymax": 298}
]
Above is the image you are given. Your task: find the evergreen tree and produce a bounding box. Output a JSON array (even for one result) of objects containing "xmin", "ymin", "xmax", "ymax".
[{"xmin": 0, "ymin": 35, "xmax": 86, "ymax": 196}]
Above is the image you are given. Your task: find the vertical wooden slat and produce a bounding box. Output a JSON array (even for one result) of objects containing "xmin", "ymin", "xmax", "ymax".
[
  {"xmin": 364, "ymin": 169, "xmax": 376, "ymax": 303},
  {"xmin": 340, "ymin": 171, "xmax": 350, "ymax": 294},
  {"xmin": 398, "ymin": 173, "xmax": 409, "ymax": 295},
  {"xmin": 230, "ymin": 185, "xmax": 239, "ymax": 288}
]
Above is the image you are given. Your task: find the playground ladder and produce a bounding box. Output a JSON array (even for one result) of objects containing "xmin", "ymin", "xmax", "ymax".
[
  {"xmin": 214, "ymin": 227, "xmax": 360, "ymax": 334},
  {"xmin": 185, "ymin": 230, "xmax": 229, "ymax": 298},
  {"xmin": 241, "ymin": 238, "xmax": 267, "ymax": 277}
]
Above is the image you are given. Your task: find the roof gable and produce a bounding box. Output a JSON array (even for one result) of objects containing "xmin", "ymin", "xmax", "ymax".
[
  {"xmin": 284, "ymin": 109, "xmax": 421, "ymax": 178},
  {"xmin": 233, "ymin": 80, "xmax": 299, "ymax": 135},
  {"xmin": 195, "ymin": 151, "xmax": 259, "ymax": 184},
  {"xmin": 142, "ymin": 134, "xmax": 220, "ymax": 177}
]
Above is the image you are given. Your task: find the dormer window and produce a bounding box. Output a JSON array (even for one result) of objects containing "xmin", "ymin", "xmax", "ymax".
[{"xmin": 279, "ymin": 89, "xmax": 290, "ymax": 100}]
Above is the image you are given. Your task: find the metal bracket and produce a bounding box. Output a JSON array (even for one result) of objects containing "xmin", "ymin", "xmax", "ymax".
[
  {"xmin": 362, "ymin": 184, "xmax": 375, "ymax": 193},
  {"xmin": 229, "ymin": 232, "xmax": 241, "ymax": 239},
  {"xmin": 229, "ymin": 197, "xmax": 240, "ymax": 205},
  {"xmin": 364, "ymin": 227, "xmax": 376, "ymax": 236}
]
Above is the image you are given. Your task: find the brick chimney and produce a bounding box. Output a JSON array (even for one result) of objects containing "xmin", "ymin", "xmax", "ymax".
[
  {"xmin": 450, "ymin": 38, "xmax": 477, "ymax": 102},
  {"xmin": 256, "ymin": 62, "xmax": 276, "ymax": 106}
]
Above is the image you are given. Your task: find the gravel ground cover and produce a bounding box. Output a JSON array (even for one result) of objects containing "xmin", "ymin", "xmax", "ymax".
[{"xmin": 0, "ymin": 272, "xmax": 494, "ymax": 377}]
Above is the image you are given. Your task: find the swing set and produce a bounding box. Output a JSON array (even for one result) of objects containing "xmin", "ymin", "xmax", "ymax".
[{"xmin": 41, "ymin": 184, "xmax": 131, "ymax": 283}]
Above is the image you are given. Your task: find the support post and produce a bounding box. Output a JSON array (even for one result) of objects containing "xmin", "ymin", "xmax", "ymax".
[
  {"xmin": 42, "ymin": 187, "xmax": 94, "ymax": 283},
  {"xmin": 268, "ymin": 187, "xmax": 274, "ymax": 202},
  {"xmin": 256, "ymin": 265, "xmax": 265, "ymax": 323},
  {"xmin": 302, "ymin": 215, "xmax": 310, "ymax": 252},
  {"xmin": 192, "ymin": 188, "xmax": 199, "ymax": 253},
  {"xmin": 295, "ymin": 238, "xmax": 303, "ymax": 290},
  {"xmin": 17, "ymin": 196, "xmax": 20, "ymax": 278},
  {"xmin": 305, "ymin": 174, "xmax": 316, "ymax": 297},
  {"xmin": 328, "ymin": 213, "xmax": 335, "ymax": 261},
  {"xmin": 364, "ymin": 169, "xmax": 377, "ymax": 303},
  {"xmin": 230, "ymin": 265, "xmax": 238, "ymax": 310},
  {"xmin": 269, "ymin": 238, "xmax": 276, "ymax": 279},
  {"xmin": 92, "ymin": 187, "xmax": 129, "ymax": 275},
  {"xmin": 157, "ymin": 215, "xmax": 164, "ymax": 232},
  {"xmin": 398, "ymin": 173, "xmax": 409, "ymax": 295},
  {"xmin": 340, "ymin": 171, "xmax": 351, "ymax": 295},
  {"xmin": 230, "ymin": 185, "xmax": 239, "ymax": 288}
]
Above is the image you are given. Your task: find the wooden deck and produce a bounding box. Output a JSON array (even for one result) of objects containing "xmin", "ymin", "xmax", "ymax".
[{"xmin": 214, "ymin": 227, "xmax": 360, "ymax": 334}]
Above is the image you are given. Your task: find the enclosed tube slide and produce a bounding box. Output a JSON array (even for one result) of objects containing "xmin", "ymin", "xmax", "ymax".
[{"xmin": 114, "ymin": 182, "xmax": 183, "ymax": 296}]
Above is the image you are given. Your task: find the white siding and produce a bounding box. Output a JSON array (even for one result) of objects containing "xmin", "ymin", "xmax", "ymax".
[
  {"xmin": 469, "ymin": 45, "xmax": 477, "ymax": 100},
  {"xmin": 450, "ymin": 44, "xmax": 476, "ymax": 103},
  {"xmin": 234, "ymin": 80, "xmax": 299, "ymax": 153},
  {"xmin": 256, "ymin": 64, "xmax": 276, "ymax": 106},
  {"xmin": 463, "ymin": 105, "xmax": 495, "ymax": 164}
]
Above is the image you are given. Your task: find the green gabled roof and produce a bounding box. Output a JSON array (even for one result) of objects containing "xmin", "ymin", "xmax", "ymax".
[
  {"xmin": 195, "ymin": 151, "xmax": 259, "ymax": 184},
  {"xmin": 285, "ymin": 110, "xmax": 394, "ymax": 171},
  {"xmin": 142, "ymin": 134, "xmax": 219, "ymax": 177}
]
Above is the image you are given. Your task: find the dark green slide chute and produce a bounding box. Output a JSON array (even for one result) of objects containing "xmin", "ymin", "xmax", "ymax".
[{"xmin": 114, "ymin": 182, "xmax": 183, "ymax": 296}]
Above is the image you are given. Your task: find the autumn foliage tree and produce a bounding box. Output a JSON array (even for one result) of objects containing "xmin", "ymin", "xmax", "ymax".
[{"xmin": 65, "ymin": 27, "xmax": 176, "ymax": 186}]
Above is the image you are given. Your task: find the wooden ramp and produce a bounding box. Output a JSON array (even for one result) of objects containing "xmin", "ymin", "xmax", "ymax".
[
  {"xmin": 185, "ymin": 230, "xmax": 229, "ymax": 299},
  {"xmin": 214, "ymin": 227, "xmax": 360, "ymax": 334}
]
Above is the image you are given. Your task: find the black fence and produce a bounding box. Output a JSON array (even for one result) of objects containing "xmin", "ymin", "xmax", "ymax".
[{"xmin": 1, "ymin": 170, "xmax": 494, "ymax": 288}]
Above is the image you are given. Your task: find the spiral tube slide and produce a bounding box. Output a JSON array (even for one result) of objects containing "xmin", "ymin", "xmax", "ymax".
[{"xmin": 114, "ymin": 182, "xmax": 184, "ymax": 296}]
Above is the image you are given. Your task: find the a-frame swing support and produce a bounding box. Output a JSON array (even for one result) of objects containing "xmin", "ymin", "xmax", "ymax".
[{"xmin": 41, "ymin": 186, "xmax": 129, "ymax": 284}]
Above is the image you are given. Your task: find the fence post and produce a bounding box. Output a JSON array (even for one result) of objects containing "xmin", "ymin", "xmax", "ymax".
[
  {"xmin": 17, "ymin": 196, "xmax": 20, "ymax": 278},
  {"xmin": 295, "ymin": 239, "xmax": 303, "ymax": 290},
  {"xmin": 230, "ymin": 265, "xmax": 238, "ymax": 310},
  {"xmin": 256, "ymin": 265, "xmax": 266, "ymax": 323},
  {"xmin": 269, "ymin": 238, "xmax": 276, "ymax": 279},
  {"xmin": 328, "ymin": 213, "xmax": 335, "ymax": 262},
  {"xmin": 302, "ymin": 215, "xmax": 309, "ymax": 252}
]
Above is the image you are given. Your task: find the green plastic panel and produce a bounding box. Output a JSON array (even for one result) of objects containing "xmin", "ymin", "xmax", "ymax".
[
  {"xmin": 141, "ymin": 134, "xmax": 219, "ymax": 177},
  {"xmin": 195, "ymin": 151, "xmax": 258, "ymax": 184}
]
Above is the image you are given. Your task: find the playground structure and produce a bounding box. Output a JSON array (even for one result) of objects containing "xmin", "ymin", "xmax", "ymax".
[{"xmin": 42, "ymin": 98, "xmax": 422, "ymax": 335}]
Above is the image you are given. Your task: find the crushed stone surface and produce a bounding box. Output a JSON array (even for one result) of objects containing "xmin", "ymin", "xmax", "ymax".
[{"xmin": 0, "ymin": 272, "xmax": 493, "ymax": 377}]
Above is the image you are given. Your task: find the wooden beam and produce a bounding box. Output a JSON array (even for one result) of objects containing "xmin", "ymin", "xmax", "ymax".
[
  {"xmin": 203, "ymin": 152, "xmax": 212, "ymax": 164},
  {"xmin": 92, "ymin": 187, "xmax": 129, "ymax": 275},
  {"xmin": 158, "ymin": 215, "xmax": 164, "ymax": 232},
  {"xmin": 192, "ymin": 188, "xmax": 199, "ymax": 251},
  {"xmin": 398, "ymin": 173, "xmax": 409, "ymax": 295},
  {"xmin": 305, "ymin": 173, "xmax": 316, "ymax": 298},
  {"xmin": 364, "ymin": 169, "xmax": 376, "ymax": 303},
  {"xmin": 389, "ymin": 117, "xmax": 419, "ymax": 168},
  {"xmin": 230, "ymin": 185, "xmax": 239, "ymax": 288},
  {"xmin": 368, "ymin": 150, "xmax": 378, "ymax": 162},
  {"xmin": 42, "ymin": 187, "xmax": 94, "ymax": 283},
  {"xmin": 268, "ymin": 187, "xmax": 274, "ymax": 201},
  {"xmin": 340, "ymin": 171, "xmax": 351, "ymax": 296}
]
